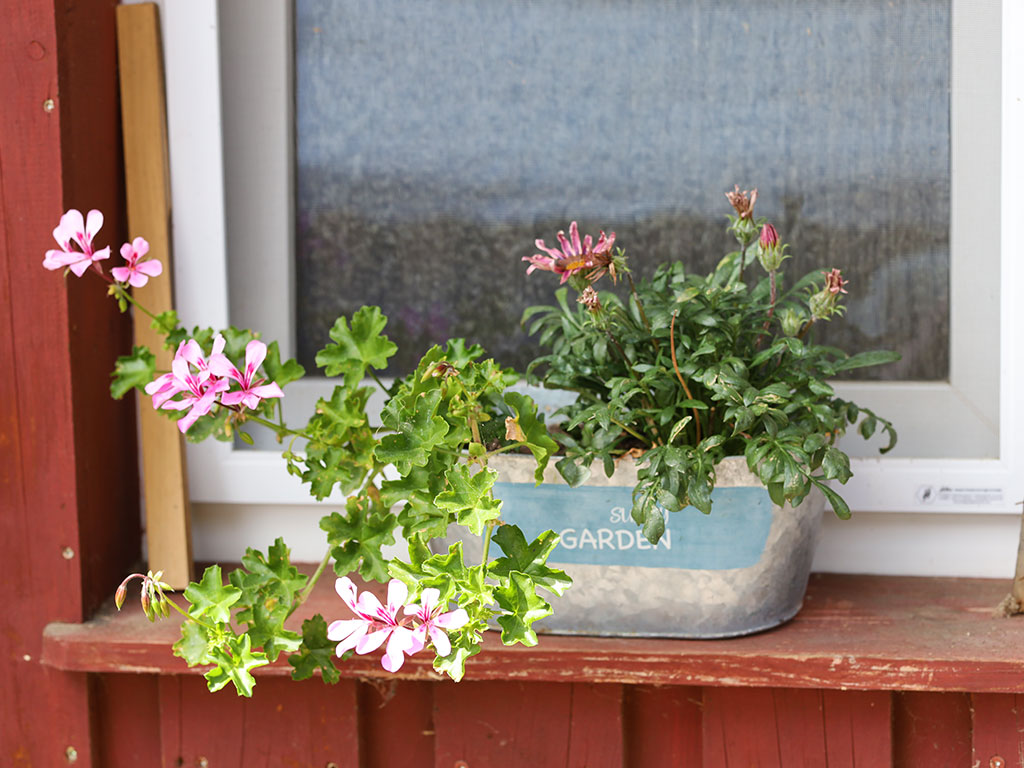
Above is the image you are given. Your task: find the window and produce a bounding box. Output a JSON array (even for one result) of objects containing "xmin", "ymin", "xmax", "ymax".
[{"xmin": 148, "ymin": 0, "xmax": 1023, "ymax": 576}]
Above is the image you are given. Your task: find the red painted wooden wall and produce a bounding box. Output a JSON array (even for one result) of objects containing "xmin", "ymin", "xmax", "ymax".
[
  {"xmin": 1, "ymin": 0, "xmax": 138, "ymax": 765},
  {"xmin": 5, "ymin": 2, "xmax": 1024, "ymax": 767},
  {"xmin": 89, "ymin": 676, "xmax": 1018, "ymax": 767}
]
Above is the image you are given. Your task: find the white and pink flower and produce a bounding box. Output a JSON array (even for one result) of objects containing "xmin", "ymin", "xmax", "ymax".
[
  {"xmin": 43, "ymin": 209, "xmax": 111, "ymax": 277},
  {"xmin": 328, "ymin": 577, "xmax": 421, "ymax": 673},
  {"xmin": 404, "ymin": 587, "xmax": 469, "ymax": 658}
]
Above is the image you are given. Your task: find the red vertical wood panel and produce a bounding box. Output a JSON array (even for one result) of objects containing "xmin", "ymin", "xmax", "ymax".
[
  {"xmin": 820, "ymin": 690, "xmax": 892, "ymax": 768},
  {"xmin": 972, "ymin": 693, "xmax": 1024, "ymax": 768},
  {"xmin": 158, "ymin": 675, "xmax": 361, "ymax": 767},
  {"xmin": 359, "ymin": 680, "xmax": 435, "ymax": 768},
  {"xmin": 566, "ymin": 683, "xmax": 624, "ymax": 767},
  {"xmin": 703, "ymin": 688, "xmax": 891, "ymax": 767},
  {"xmin": 434, "ymin": 681, "xmax": 623, "ymax": 768},
  {"xmin": 773, "ymin": 688, "xmax": 828, "ymax": 765},
  {"xmin": 892, "ymin": 692, "xmax": 971, "ymax": 768},
  {"xmin": 1, "ymin": 1, "xmax": 134, "ymax": 765},
  {"xmin": 624, "ymin": 685, "xmax": 703, "ymax": 768},
  {"xmin": 93, "ymin": 674, "xmax": 162, "ymax": 768},
  {"xmin": 702, "ymin": 688, "xmax": 784, "ymax": 768},
  {"xmin": 56, "ymin": 0, "xmax": 138, "ymax": 618}
]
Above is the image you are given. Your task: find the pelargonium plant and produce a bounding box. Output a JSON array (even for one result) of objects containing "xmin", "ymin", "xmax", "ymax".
[
  {"xmin": 521, "ymin": 188, "xmax": 899, "ymax": 543},
  {"xmin": 45, "ymin": 208, "xmax": 567, "ymax": 696}
]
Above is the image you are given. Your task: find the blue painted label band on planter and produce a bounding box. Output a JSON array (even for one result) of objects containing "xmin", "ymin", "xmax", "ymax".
[{"xmin": 493, "ymin": 482, "xmax": 774, "ymax": 570}]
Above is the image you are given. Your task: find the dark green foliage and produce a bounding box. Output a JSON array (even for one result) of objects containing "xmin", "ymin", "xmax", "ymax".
[{"xmin": 525, "ymin": 213, "xmax": 898, "ymax": 540}]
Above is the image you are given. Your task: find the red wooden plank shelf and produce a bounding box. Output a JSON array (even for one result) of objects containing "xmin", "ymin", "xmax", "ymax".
[{"xmin": 41, "ymin": 573, "xmax": 1024, "ymax": 693}]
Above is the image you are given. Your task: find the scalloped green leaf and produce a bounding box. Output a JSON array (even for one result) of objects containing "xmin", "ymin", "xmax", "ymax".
[{"xmin": 184, "ymin": 565, "xmax": 242, "ymax": 624}]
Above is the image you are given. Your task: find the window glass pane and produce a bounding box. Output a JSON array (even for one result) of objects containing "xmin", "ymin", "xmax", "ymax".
[{"xmin": 294, "ymin": 0, "xmax": 950, "ymax": 379}]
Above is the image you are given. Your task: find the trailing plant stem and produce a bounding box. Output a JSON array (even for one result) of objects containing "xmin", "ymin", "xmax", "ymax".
[
  {"xmin": 669, "ymin": 312, "xmax": 703, "ymax": 444},
  {"xmin": 481, "ymin": 521, "xmax": 495, "ymax": 566},
  {"xmin": 755, "ymin": 270, "xmax": 778, "ymax": 349},
  {"xmin": 290, "ymin": 547, "xmax": 333, "ymax": 617}
]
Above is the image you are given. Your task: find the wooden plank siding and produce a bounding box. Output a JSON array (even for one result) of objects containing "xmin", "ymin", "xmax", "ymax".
[
  {"xmin": 52, "ymin": 675, "xmax": 1006, "ymax": 768},
  {"xmin": 38, "ymin": 573, "xmax": 1024, "ymax": 765},
  {"xmin": 1, "ymin": 0, "xmax": 139, "ymax": 766}
]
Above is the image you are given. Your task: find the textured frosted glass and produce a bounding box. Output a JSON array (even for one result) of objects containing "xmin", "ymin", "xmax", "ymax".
[{"xmin": 295, "ymin": 0, "xmax": 950, "ymax": 378}]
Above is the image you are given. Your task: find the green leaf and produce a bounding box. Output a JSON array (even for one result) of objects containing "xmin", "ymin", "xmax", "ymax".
[
  {"xmin": 494, "ymin": 571, "xmax": 552, "ymax": 646},
  {"xmin": 184, "ymin": 565, "xmax": 242, "ymax": 624},
  {"xmin": 316, "ymin": 306, "xmax": 398, "ymax": 378},
  {"xmin": 555, "ymin": 456, "xmax": 591, "ymax": 487},
  {"xmin": 503, "ymin": 391, "xmax": 559, "ymax": 482},
  {"xmin": 833, "ymin": 349, "xmax": 901, "ymax": 372},
  {"xmin": 816, "ymin": 481, "xmax": 852, "ymax": 519},
  {"xmin": 321, "ymin": 498, "xmax": 397, "ymax": 582},
  {"xmin": 435, "ymin": 465, "xmax": 502, "ymax": 536},
  {"xmin": 110, "ymin": 346, "xmax": 156, "ymax": 399},
  {"xmin": 220, "ymin": 326, "xmax": 258, "ymax": 360},
  {"xmin": 380, "ymin": 464, "xmax": 451, "ymax": 539},
  {"xmin": 235, "ymin": 538, "xmax": 308, "ymax": 601},
  {"xmin": 243, "ymin": 598, "xmax": 301, "ymax": 662},
  {"xmin": 289, "ymin": 614, "xmax": 342, "ymax": 685},
  {"xmin": 264, "ymin": 340, "xmax": 306, "ymax": 388},
  {"xmin": 150, "ymin": 309, "xmax": 180, "ymax": 336},
  {"xmin": 204, "ymin": 632, "xmax": 269, "ymax": 697},
  {"xmin": 668, "ymin": 416, "xmax": 692, "ymax": 444},
  {"xmin": 173, "ymin": 620, "xmax": 212, "ymax": 666},
  {"xmin": 822, "ymin": 446, "xmax": 853, "ymax": 483},
  {"xmin": 375, "ymin": 390, "xmax": 449, "ymax": 474},
  {"xmin": 433, "ymin": 633, "xmax": 482, "ymax": 682},
  {"xmin": 687, "ymin": 475, "xmax": 712, "ymax": 514},
  {"xmin": 490, "ymin": 526, "xmax": 573, "ymax": 597}
]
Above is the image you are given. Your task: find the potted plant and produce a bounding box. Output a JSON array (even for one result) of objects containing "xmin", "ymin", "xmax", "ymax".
[
  {"xmin": 43, "ymin": 185, "xmax": 896, "ymax": 693},
  {"xmin": 481, "ymin": 186, "xmax": 899, "ymax": 637},
  {"xmin": 44, "ymin": 209, "xmax": 566, "ymax": 694}
]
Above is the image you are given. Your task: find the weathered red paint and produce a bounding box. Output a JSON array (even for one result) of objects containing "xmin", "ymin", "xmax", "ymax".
[
  {"xmin": 623, "ymin": 685, "xmax": 703, "ymax": 766},
  {"xmin": 0, "ymin": 1, "xmax": 139, "ymax": 765},
  {"xmin": 971, "ymin": 693, "xmax": 1024, "ymax": 768},
  {"xmin": 359, "ymin": 679, "xmax": 436, "ymax": 768},
  {"xmin": 893, "ymin": 691, "xmax": 972, "ymax": 767},
  {"xmin": 41, "ymin": 574, "xmax": 1024, "ymax": 695}
]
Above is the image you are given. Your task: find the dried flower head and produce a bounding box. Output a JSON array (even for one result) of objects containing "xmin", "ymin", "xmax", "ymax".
[
  {"xmin": 725, "ymin": 185, "xmax": 758, "ymax": 220},
  {"xmin": 823, "ymin": 268, "xmax": 849, "ymax": 295},
  {"xmin": 578, "ymin": 286, "xmax": 601, "ymax": 311}
]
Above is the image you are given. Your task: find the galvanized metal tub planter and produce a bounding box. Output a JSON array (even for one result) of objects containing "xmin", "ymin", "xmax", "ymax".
[{"xmin": 463, "ymin": 454, "xmax": 825, "ymax": 639}]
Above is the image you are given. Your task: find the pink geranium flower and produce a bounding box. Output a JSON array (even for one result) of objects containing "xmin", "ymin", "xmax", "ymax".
[
  {"xmin": 43, "ymin": 209, "xmax": 111, "ymax": 277},
  {"xmin": 111, "ymin": 237, "xmax": 163, "ymax": 287},
  {"xmin": 523, "ymin": 221, "xmax": 616, "ymax": 284},
  {"xmin": 157, "ymin": 356, "xmax": 229, "ymax": 433},
  {"xmin": 145, "ymin": 338, "xmax": 229, "ymax": 433},
  {"xmin": 145, "ymin": 336, "xmax": 226, "ymax": 409},
  {"xmin": 404, "ymin": 588, "xmax": 469, "ymax": 658},
  {"xmin": 208, "ymin": 339, "xmax": 284, "ymax": 411},
  {"xmin": 328, "ymin": 577, "xmax": 421, "ymax": 672}
]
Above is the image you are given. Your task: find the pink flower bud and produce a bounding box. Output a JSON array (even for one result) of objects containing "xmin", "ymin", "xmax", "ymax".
[
  {"xmin": 115, "ymin": 582, "xmax": 128, "ymax": 611},
  {"xmin": 759, "ymin": 223, "xmax": 779, "ymax": 249}
]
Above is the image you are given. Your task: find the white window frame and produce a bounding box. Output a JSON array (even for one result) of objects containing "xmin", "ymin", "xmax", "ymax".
[{"xmin": 143, "ymin": 0, "xmax": 1024, "ymax": 576}]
